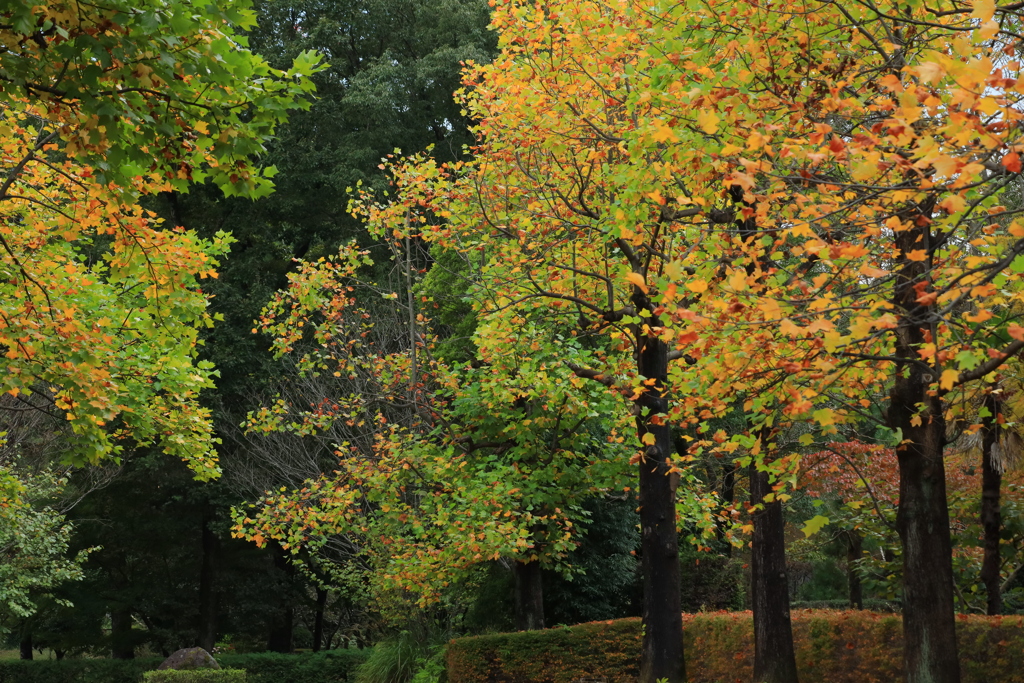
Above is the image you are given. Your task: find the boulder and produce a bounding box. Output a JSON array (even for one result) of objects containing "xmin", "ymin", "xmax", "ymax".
[{"xmin": 157, "ymin": 647, "xmax": 221, "ymax": 671}]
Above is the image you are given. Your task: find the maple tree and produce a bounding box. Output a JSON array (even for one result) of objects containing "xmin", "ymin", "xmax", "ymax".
[
  {"xmin": 799, "ymin": 440, "xmax": 1024, "ymax": 613},
  {"xmin": 0, "ymin": 0, "xmax": 320, "ymax": 472}
]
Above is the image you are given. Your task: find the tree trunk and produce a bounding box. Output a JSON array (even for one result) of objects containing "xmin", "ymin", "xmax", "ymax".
[
  {"xmin": 313, "ymin": 586, "xmax": 327, "ymax": 652},
  {"xmin": 847, "ymin": 531, "xmax": 864, "ymax": 610},
  {"xmin": 19, "ymin": 630, "xmax": 32, "ymax": 660},
  {"xmin": 635, "ymin": 307, "xmax": 684, "ymax": 683},
  {"xmin": 981, "ymin": 392, "xmax": 1002, "ymax": 616},
  {"xmin": 749, "ymin": 460, "xmax": 799, "ymax": 683},
  {"xmin": 889, "ymin": 213, "xmax": 960, "ymax": 683},
  {"xmin": 266, "ymin": 545, "xmax": 294, "ymax": 653},
  {"xmin": 110, "ymin": 607, "xmax": 135, "ymax": 659},
  {"xmin": 197, "ymin": 506, "xmax": 219, "ymax": 652},
  {"xmin": 514, "ymin": 559, "xmax": 545, "ymax": 631}
]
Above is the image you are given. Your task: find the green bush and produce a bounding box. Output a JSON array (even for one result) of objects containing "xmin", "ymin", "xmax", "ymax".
[
  {"xmin": 0, "ymin": 658, "xmax": 161, "ymax": 683},
  {"xmin": 0, "ymin": 650, "xmax": 370, "ymax": 683},
  {"xmin": 218, "ymin": 650, "xmax": 370, "ymax": 683},
  {"xmin": 142, "ymin": 671, "xmax": 246, "ymax": 683},
  {"xmin": 447, "ymin": 611, "xmax": 1024, "ymax": 683}
]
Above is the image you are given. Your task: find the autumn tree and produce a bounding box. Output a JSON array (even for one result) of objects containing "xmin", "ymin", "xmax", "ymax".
[
  {"xmin": 0, "ymin": 0, "xmax": 320, "ymax": 471},
  {"xmin": 342, "ymin": 3, "xmax": 736, "ymax": 679},
  {"xmin": 334, "ymin": 3, "xmax": 1024, "ymax": 683},
  {"xmin": 634, "ymin": 1, "xmax": 1024, "ymax": 681}
]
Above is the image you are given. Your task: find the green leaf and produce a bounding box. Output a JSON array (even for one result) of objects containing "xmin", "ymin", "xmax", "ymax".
[{"xmin": 801, "ymin": 515, "xmax": 831, "ymax": 538}]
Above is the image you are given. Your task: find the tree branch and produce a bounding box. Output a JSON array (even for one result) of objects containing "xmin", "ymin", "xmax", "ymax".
[{"xmin": 956, "ymin": 339, "xmax": 1024, "ymax": 387}]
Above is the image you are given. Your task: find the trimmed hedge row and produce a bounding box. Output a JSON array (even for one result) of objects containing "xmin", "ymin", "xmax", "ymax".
[
  {"xmin": 0, "ymin": 659, "xmax": 160, "ymax": 683},
  {"xmin": 142, "ymin": 671, "xmax": 246, "ymax": 683},
  {"xmin": 218, "ymin": 651, "xmax": 370, "ymax": 683},
  {"xmin": 446, "ymin": 610, "xmax": 1024, "ymax": 683},
  {"xmin": 0, "ymin": 650, "xmax": 370, "ymax": 683}
]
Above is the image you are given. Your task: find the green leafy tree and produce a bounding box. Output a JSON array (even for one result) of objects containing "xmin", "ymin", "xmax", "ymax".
[{"xmin": 0, "ymin": 453, "xmax": 89, "ymax": 635}]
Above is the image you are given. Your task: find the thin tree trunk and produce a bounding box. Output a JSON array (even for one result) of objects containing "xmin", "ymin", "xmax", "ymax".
[
  {"xmin": 889, "ymin": 212, "xmax": 960, "ymax": 683},
  {"xmin": 635, "ymin": 306, "xmax": 684, "ymax": 683},
  {"xmin": 749, "ymin": 458, "xmax": 799, "ymax": 683},
  {"xmin": 981, "ymin": 392, "xmax": 1002, "ymax": 616},
  {"xmin": 514, "ymin": 560, "xmax": 545, "ymax": 631},
  {"xmin": 19, "ymin": 630, "xmax": 32, "ymax": 660},
  {"xmin": 197, "ymin": 506, "xmax": 219, "ymax": 652},
  {"xmin": 722, "ymin": 460, "xmax": 738, "ymax": 558},
  {"xmin": 847, "ymin": 531, "xmax": 864, "ymax": 610},
  {"xmin": 266, "ymin": 545, "xmax": 294, "ymax": 653},
  {"xmin": 312, "ymin": 586, "xmax": 327, "ymax": 652}
]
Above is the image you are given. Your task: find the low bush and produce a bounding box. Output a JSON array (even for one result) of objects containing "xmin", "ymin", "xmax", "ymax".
[
  {"xmin": 0, "ymin": 658, "xmax": 160, "ymax": 683},
  {"xmin": 446, "ymin": 610, "xmax": 1024, "ymax": 683},
  {"xmin": 142, "ymin": 671, "xmax": 245, "ymax": 683},
  {"xmin": 218, "ymin": 650, "xmax": 370, "ymax": 683},
  {"xmin": 0, "ymin": 649, "xmax": 370, "ymax": 683}
]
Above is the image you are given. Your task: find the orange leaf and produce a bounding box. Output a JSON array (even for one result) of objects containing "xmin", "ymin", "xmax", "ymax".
[
  {"xmin": 1003, "ymin": 152, "xmax": 1022, "ymax": 173},
  {"xmin": 625, "ymin": 271, "xmax": 648, "ymax": 294}
]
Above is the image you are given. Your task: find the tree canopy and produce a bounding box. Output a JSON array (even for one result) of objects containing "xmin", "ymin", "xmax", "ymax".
[
  {"xmin": 245, "ymin": 0, "xmax": 1024, "ymax": 680},
  {"xmin": 0, "ymin": 0, "xmax": 320, "ymax": 472}
]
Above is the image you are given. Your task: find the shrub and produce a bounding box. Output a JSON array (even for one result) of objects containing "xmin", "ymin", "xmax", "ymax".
[
  {"xmin": 0, "ymin": 650, "xmax": 370, "ymax": 683},
  {"xmin": 217, "ymin": 650, "xmax": 370, "ymax": 683},
  {"xmin": 0, "ymin": 658, "xmax": 161, "ymax": 683},
  {"xmin": 142, "ymin": 671, "xmax": 246, "ymax": 683},
  {"xmin": 446, "ymin": 610, "xmax": 1024, "ymax": 683},
  {"xmin": 353, "ymin": 633, "xmax": 426, "ymax": 683}
]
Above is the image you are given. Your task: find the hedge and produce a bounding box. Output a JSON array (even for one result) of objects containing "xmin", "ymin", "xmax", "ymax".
[
  {"xmin": 0, "ymin": 658, "xmax": 160, "ymax": 683},
  {"xmin": 217, "ymin": 651, "xmax": 370, "ymax": 683},
  {"xmin": 0, "ymin": 650, "xmax": 370, "ymax": 683},
  {"xmin": 142, "ymin": 671, "xmax": 246, "ymax": 683},
  {"xmin": 446, "ymin": 610, "xmax": 1024, "ymax": 683}
]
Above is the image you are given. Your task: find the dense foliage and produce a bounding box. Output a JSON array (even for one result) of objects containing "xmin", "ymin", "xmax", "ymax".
[
  {"xmin": 0, "ymin": 651, "xmax": 368, "ymax": 683},
  {"xmin": 447, "ymin": 611, "xmax": 1024, "ymax": 683}
]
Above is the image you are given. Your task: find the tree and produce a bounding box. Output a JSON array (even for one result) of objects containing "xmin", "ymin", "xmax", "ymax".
[
  {"xmin": 647, "ymin": 3, "xmax": 1024, "ymax": 680},
  {"xmin": 0, "ymin": 0, "xmax": 320, "ymax": 471},
  {"xmin": 0, "ymin": 454, "xmax": 89, "ymax": 639},
  {"xmin": 339, "ymin": 3, "xmax": 1024, "ymax": 683},
  {"xmin": 233, "ymin": 242, "xmax": 638, "ymax": 619}
]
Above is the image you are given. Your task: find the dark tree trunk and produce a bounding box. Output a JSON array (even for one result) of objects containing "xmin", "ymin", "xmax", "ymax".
[
  {"xmin": 749, "ymin": 460, "xmax": 799, "ymax": 683},
  {"xmin": 313, "ymin": 586, "xmax": 327, "ymax": 652},
  {"xmin": 514, "ymin": 560, "xmax": 545, "ymax": 631},
  {"xmin": 197, "ymin": 506, "xmax": 219, "ymax": 652},
  {"xmin": 889, "ymin": 212, "xmax": 960, "ymax": 683},
  {"xmin": 981, "ymin": 392, "xmax": 1003, "ymax": 616},
  {"xmin": 110, "ymin": 607, "xmax": 135, "ymax": 659},
  {"xmin": 635, "ymin": 306, "xmax": 684, "ymax": 683},
  {"xmin": 847, "ymin": 531, "xmax": 864, "ymax": 610},
  {"xmin": 267, "ymin": 614, "xmax": 294, "ymax": 653},
  {"xmin": 266, "ymin": 545, "xmax": 294, "ymax": 653},
  {"xmin": 19, "ymin": 631, "xmax": 32, "ymax": 660}
]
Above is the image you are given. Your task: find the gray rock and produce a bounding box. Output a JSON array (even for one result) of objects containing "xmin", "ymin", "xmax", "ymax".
[{"xmin": 157, "ymin": 647, "xmax": 221, "ymax": 670}]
